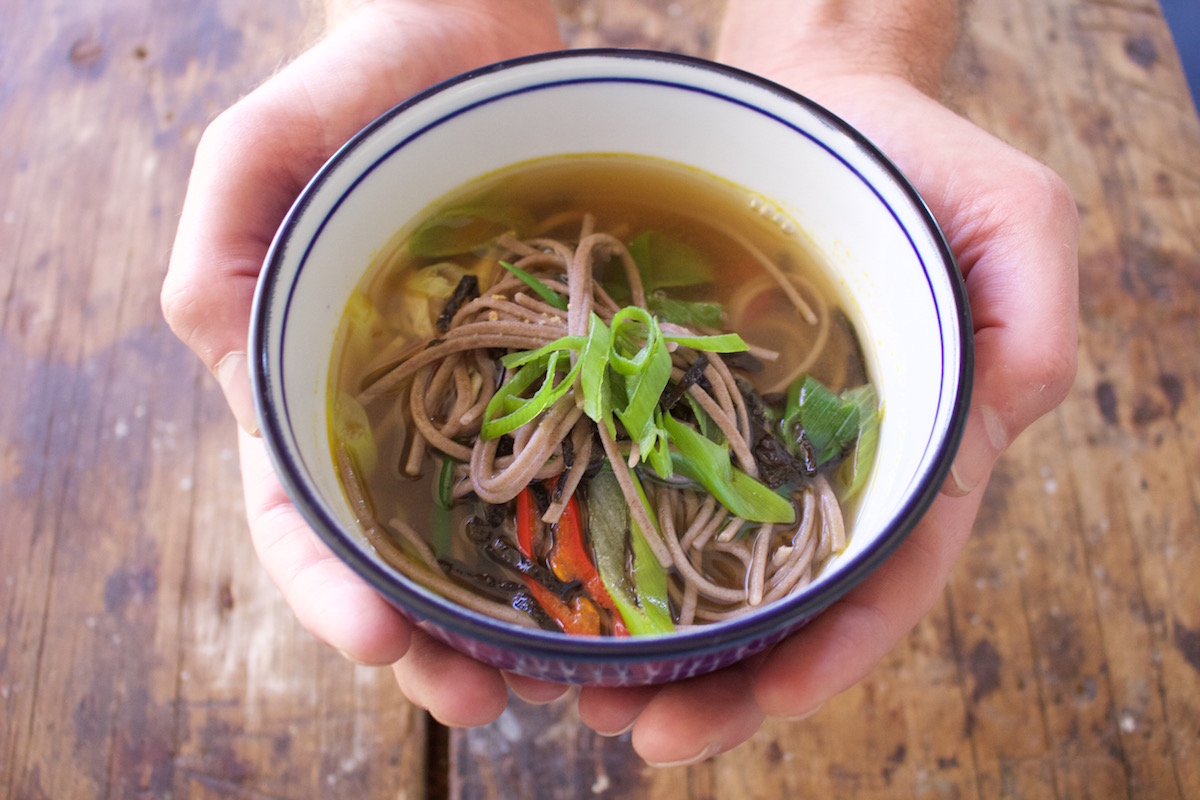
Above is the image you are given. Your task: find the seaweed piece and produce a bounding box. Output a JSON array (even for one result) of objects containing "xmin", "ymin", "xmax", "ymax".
[
  {"xmin": 660, "ymin": 353, "xmax": 709, "ymax": 412},
  {"xmin": 740, "ymin": 377, "xmax": 815, "ymax": 488},
  {"xmin": 436, "ymin": 274, "xmax": 480, "ymax": 333}
]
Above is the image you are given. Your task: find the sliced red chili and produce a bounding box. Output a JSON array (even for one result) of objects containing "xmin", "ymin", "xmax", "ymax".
[{"xmin": 516, "ymin": 484, "xmax": 628, "ymax": 636}]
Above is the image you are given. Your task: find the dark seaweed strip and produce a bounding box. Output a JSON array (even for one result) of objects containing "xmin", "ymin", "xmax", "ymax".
[
  {"xmin": 661, "ymin": 353, "xmax": 710, "ymax": 412},
  {"xmin": 436, "ymin": 274, "xmax": 480, "ymax": 333},
  {"xmin": 511, "ymin": 590, "xmax": 559, "ymax": 630},
  {"xmin": 740, "ymin": 377, "xmax": 816, "ymax": 489},
  {"xmin": 482, "ymin": 535, "xmax": 580, "ymax": 597}
]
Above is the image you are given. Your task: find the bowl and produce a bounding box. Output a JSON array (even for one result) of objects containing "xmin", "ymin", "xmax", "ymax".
[{"xmin": 250, "ymin": 49, "xmax": 972, "ymax": 686}]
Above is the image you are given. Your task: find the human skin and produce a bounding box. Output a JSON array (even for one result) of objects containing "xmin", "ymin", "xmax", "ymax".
[{"xmin": 162, "ymin": 0, "xmax": 1078, "ymax": 767}]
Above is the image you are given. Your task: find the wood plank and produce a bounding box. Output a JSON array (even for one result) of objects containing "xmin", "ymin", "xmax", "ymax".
[
  {"xmin": 0, "ymin": 0, "xmax": 428, "ymax": 797},
  {"xmin": 3, "ymin": 0, "xmax": 1199, "ymax": 796},
  {"xmin": 946, "ymin": 1, "xmax": 1200, "ymax": 797}
]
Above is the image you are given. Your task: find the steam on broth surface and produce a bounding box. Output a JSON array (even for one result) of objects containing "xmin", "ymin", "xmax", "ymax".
[{"xmin": 330, "ymin": 154, "xmax": 880, "ymax": 635}]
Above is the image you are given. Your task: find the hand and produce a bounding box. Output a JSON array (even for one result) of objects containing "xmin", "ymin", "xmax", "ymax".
[
  {"xmin": 570, "ymin": 14, "xmax": 1080, "ymax": 766},
  {"xmin": 161, "ymin": 0, "xmax": 563, "ymax": 693}
]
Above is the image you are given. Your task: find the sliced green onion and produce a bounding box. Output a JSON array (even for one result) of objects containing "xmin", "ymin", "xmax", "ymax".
[
  {"xmin": 499, "ymin": 260, "xmax": 568, "ymax": 310},
  {"xmin": 663, "ymin": 331, "xmax": 749, "ymax": 353},
  {"xmin": 480, "ymin": 352, "xmax": 580, "ymax": 439},
  {"xmin": 588, "ymin": 468, "xmax": 674, "ymax": 636},
  {"xmin": 614, "ymin": 340, "xmax": 672, "ymax": 450},
  {"xmin": 661, "ymin": 412, "xmax": 795, "ymax": 524},
  {"xmin": 499, "ymin": 335, "xmax": 585, "ymax": 369},
  {"xmin": 579, "ymin": 313, "xmax": 615, "ymax": 432},
  {"xmin": 645, "ymin": 408, "xmax": 674, "ymax": 479},
  {"xmin": 608, "ymin": 306, "xmax": 660, "ymax": 376}
]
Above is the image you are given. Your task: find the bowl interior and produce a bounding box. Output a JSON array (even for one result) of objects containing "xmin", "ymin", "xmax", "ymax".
[{"xmin": 253, "ymin": 51, "xmax": 969, "ymax": 656}]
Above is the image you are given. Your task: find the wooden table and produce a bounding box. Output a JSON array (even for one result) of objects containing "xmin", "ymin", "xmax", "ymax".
[{"xmin": 3, "ymin": 1, "xmax": 1198, "ymax": 797}]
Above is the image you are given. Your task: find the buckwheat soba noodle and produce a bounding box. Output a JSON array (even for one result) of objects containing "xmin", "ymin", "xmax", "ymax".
[{"xmin": 329, "ymin": 155, "xmax": 880, "ymax": 636}]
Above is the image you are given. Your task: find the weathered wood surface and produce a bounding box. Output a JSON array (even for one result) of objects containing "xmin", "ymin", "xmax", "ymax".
[{"xmin": 1, "ymin": 0, "xmax": 1197, "ymax": 798}]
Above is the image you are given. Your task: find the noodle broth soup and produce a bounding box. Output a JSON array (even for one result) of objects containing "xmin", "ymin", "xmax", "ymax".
[{"xmin": 251, "ymin": 50, "xmax": 972, "ymax": 685}]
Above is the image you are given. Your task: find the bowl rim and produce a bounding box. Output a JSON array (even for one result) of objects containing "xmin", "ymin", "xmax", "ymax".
[{"xmin": 250, "ymin": 47, "xmax": 973, "ymax": 664}]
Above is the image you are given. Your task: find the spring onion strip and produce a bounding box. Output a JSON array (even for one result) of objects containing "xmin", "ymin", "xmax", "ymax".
[
  {"xmin": 615, "ymin": 340, "xmax": 672, "ymax": 453},
  {"xmin": 587, "ymin": 468, "xmax": 674, "ymax": 635},
  {"xmin": 499, "ymin": 336, "xmax": 585, "ymax": 369},
  {"xmin": 609, "ymin": 306, "xmax": 660, "ymax": 376},
  {"xmin": 662, "ymin": 332, "xmax": 749, "ymax": 353},
  {"xmin": 499, "ymin": 260, "xmax": 568, "ymax": 310},
  {"xmin": 661, "ymin": 412, "xmax": 795, "ymax": 524},
  {"xmin": 480, "ymin": 351, "xmax": 580, "ymax": 439}
]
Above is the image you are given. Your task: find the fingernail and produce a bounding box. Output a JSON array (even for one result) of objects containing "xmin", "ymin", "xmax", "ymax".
[
  {"xmin": 337, "ymin": 648, "xmax": 366, "ymax": 666},
  {"xmin": 215, "ymin": 351, "xmax": 260, "ymax": 437},
  {"xmin": 944, "ymin": 404, "xmax": 1005, "ymax": 496},
  {"xmin": 595, "ymin": 719, "xmax": 636, "ymax": 738},
  {"xmin": 781, "ymin": 702, "xmax": 824, "ymax": 721},
  {"xmin": 646, "ymin": 742, "xmax": 723, "ymax": 768}
]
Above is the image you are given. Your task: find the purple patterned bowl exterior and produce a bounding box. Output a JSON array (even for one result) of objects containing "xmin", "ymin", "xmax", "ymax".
[{"xmin": 250, "ymin": 50, "xmax": 972, "ymax": 686}]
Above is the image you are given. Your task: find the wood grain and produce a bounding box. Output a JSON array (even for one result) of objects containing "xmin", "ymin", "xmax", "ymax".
[
  {"xmin": 0, "ymin": 2, "xmax": 423, "ymax": 798},
  {"xmin": 1, "ymin": 0, "xmax": 1197, "ymax": 797}
]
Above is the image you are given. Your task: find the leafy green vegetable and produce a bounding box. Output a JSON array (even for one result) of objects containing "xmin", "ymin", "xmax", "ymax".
[
  {"xmin": 648, "ymin": 294, "xmax": 725, "ymax": 329},
  {"xmin": 498, "ymin": 260, "xmax": 568, "ymax": 310},
  {"xmin": 628, "ymin": 231, "xmax": 714, "ymax": 290},
  {"xmin": 587, "ymin": 468, "xmax": 674, "ymax": 635},
  {"xmin": 836, "ymin": 385, "xmax": 880, "ymax": 499},
  {"xmin": 409, "ymin": 206, "xmax": 531, "ymax": 257},
  {"xmin": 785, "ymin": 376, "xmax": 860, "ymax": 465}
]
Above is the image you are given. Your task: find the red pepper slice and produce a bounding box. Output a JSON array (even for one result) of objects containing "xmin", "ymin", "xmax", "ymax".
[{"xmin": 516, "ymin": 484, "xmax": 628, "ymax": 636}]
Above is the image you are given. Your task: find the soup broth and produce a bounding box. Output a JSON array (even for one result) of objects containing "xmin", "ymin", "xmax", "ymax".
[{"xmin": 330, "ymin": 154, "xmax": 879, "ymax": 635}]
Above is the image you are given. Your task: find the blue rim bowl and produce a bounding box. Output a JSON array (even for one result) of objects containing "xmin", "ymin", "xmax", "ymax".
[{"xmin": 250, "ymin": 49, "xmax": 972, "ymax": 686}]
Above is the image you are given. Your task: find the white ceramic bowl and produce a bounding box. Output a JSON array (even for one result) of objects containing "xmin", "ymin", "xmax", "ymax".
[{"xmin": 251, "ymin": 50, "xmax": 972, "ymax": 686}]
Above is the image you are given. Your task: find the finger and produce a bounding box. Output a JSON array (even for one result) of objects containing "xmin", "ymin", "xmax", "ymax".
[
  {"xmin": 941, "ymin": 159, "xmax": 1079, "ymax": 495},
  {"xmin": 628, "ymin": 665, "xmax": 764, "ymax": 767},
  {"xmin": 503, "ymin": 672, "xmax": 572, "ymax": 705},
  {"xmin": 577, "ymin": 684, "xmax": 659, "ymax": 737},
  {"xmin": 754, "ymin": 487, "xmax": 984, "ymax": 717},
  {"xmin": 160, "ymin": 11, "xmax": 425, "ymax": 435},
  {"xmin": 239, "ymin": 429, "xmax": 412, "ymax": 664},
  {"xmin": 392, "ymin": 629, "xmax": 509, "ymax": 727},
  {"xmin": 161, "ymin": 99, "xmax": 310, "ymax": 435}
]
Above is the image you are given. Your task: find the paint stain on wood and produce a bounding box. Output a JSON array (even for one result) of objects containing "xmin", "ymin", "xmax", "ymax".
[
  {"xmin": 1095, "ymin": 381, "xmax": 1119, "ymax": 425},
  {"xmin": 1124, "ymin": 35, "xmax": 1158, "ymax": 69},
  {"xmin": 1158, "ymin": 373, "xmax": 1184, "ymax": 417},
  {"xmin": 967, "ymin": 639, "xmax": 1003, "ymax": 703},
  {"xmin": 1174, "ymin": 620, "xmax": 1200, "ymax": 676}
]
